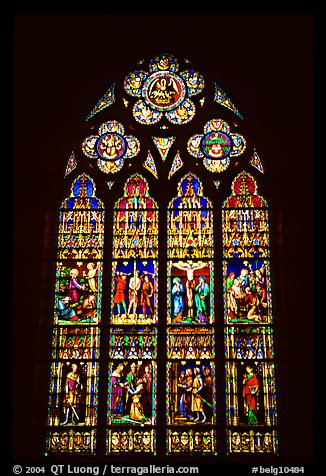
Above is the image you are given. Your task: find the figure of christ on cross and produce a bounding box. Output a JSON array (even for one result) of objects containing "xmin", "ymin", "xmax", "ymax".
[{"xmin": 172, "ymin": 261, "xmax": 207, "ymax": 319}]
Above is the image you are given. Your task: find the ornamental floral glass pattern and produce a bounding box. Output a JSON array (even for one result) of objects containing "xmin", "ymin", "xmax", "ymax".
[
  {"xmin": 107, "ymin": 174, "xmax": 158, "ymax": 454},
  {"xmin": 187, "ymin": 119, "xmax": 246, "ymax": 173},
  {"xmin": 46, "ymin": 174, "xmax": 104, "ymax": 455},
  {"xmin": 82, "ymin": 120, "xmax": 140, "ymax": 174},
  {"xmin": 222, "ymin": 171, "xmax": 278, "ymax": 454},
  {"xmin": 166, "ymin": 173, "xmax": 217, "ymax": 455}
]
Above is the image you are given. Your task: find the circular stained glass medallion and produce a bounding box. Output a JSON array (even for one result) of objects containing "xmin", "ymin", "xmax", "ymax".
[
  {"xmin": 201, "ymin": 131, "xmax": 232, "ymax": 160},
  {"xmin": 96, "ymin": 133, "xmax": 126, "ymax": 161},
  {"xmin": 143, "ymin": 71, "xmax": 186, "ymax": 111}
]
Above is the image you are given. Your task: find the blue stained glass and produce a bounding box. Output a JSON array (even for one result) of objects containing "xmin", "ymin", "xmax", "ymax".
[
  {"xmin": 66, "ymin": 198, "xmax": 75, "ymax": 209},
  {"xmin": 90, "ymin": 198, "xmax": 101, "ymax": 208},
  {"xmin": 73, "ymin": 178, "xmax": 94, "ymax": 197}
]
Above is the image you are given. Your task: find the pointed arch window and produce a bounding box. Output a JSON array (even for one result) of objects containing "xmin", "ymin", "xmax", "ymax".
[
  {"xmin": 45, "ymin": 174, "xmax": 104, "ymax": 455},
  {"xmin": 222, "ymin": 171, "xmax": 278, "ymax": 454},
  {"xmin": 166, "ymin": 173, "xmax": 217, "ymax": 455},
  {"xmin": 107, "ymin": 174, "xmax": 158, "ymax": 454}
]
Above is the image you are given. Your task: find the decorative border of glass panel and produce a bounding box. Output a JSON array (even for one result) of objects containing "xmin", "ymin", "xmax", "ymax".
[
  {"xmin": 167, "ymin": 173, "xmax": 213, "ymax": 260},
  {"xmin": 51, "ymin": 326, "xmax": 100, "ymax": 360},
  {"xmin": 112, "ymin": 174, "xmax": 159, "ymax": 260},
  {"xmin": 110, "ymin": 327, "xmax": 158, "ymax": 360},
  {"xmin": 166, "ymin": 360, "xmax": 216, "ymax": 427},
  {"xmin": 227, "ymin": 429, "xmax": 278, "ymax": 454},
  {"xmin": 167, "ymin": 327, "xmax": 215, "ymax": 360},
  {"xmin": 166, "ymin": 429, "xmax": 217, "ymax": 455},
  {"xmin": 224, "ymin": 326, "xmax": 274, "ymax": 360},
  {"xmin": 107, "ymin": 429, "xmax": 156, "ymax": 454},
  {"xmin": 45, "ymin": 429, "xmax": 97, "ymax": 455}
]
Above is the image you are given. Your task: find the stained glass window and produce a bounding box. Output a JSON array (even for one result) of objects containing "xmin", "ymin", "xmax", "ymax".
[
  {"xmin": 166, "ymin": 173, "xmax": 217, "ymax": 455},
  {"xmin": 44, "ymin": 52, "xmax": 279, "ymax": 459},
  {"xmin": 222, "ymin": 171, "xmax": 278, "ymax": 453},
  {"xmin": 107, "ymin": 174, "xmax": 158, "ymax": 454},
  {"xmin": 45, "ymin": 174, "xmax": 104, "ymax": 455}
]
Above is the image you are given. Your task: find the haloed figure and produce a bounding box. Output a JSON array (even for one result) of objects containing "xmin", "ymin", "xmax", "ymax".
[
  {"xmin": 67, "ymin": 268, "xmax": 85, "ymax": 303},
  {"xmin": 172, "ymin": 277, "xmax": 185, "ymax": 321},
  {"xmin": 111, "ymin": 363, "xmax": 125, "ymax": 417},
  {"xmin": 194, "ymin": 275, "xmax": 209, "ymax": 322}
]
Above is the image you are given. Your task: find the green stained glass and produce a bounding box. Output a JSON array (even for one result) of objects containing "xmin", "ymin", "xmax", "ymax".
[
  {"xmin": 86, "ymin": 84, "xmax": 115, "ymax": 121},
  {"xmin": 214, "ymin": 83, "xmax": 243, "ymax": 119}
]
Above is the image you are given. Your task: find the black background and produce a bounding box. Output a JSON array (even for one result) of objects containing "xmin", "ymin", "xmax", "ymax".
[{"xmin": 12, "ymin": 10, "xmax": 313, "ymax": 469}]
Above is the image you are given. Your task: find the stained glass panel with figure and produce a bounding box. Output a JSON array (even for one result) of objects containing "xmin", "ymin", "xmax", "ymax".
[
  {"xmin": 223, "ymin": 171, "xmax": 278, "ymax": 454},
  {"xmin": 166, "ymin": 173, "xmax": 216, "ymax": 455},
  {"xmin": 107, "ymin": 174, "xmax": 158, "ymax": 454},
  {"xmin": 45, "ymin": 174, "xmax": 104, "ymax": 456}
]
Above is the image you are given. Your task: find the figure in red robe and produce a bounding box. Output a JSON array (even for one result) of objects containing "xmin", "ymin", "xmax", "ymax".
[{"xmin": 242, "ymin": 365, "xmax": 259, "ymax": 424}]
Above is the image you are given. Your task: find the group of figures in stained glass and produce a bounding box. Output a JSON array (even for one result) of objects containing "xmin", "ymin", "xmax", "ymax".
[
  {"xmin": 108, "ymin": 360, "xmax": 155, "ymax": 425},
  {"xmin": 55, "ymin": 261, "xmax": 102, "ymax": 324},
  {"xmin": 225, "ymin": 260, "xmax": 270, "ymax": 324},
  {"xmin": 46, "ymin": 53, "xmax": 277, "ymax": 456},
  {"xmin": 168, "ymin": 360, "xmax": 215, "ymax": 425},
  {"xmin": 112, "ymin": 259, "xmax": 156, "ymax": 309},
  {"xmin": 169, "ymin": 261, "xmax": 212, "ymax": 324},
  {"xmin": 46, "ymin": 169, "xmax": 277, "ymax": 456}
]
